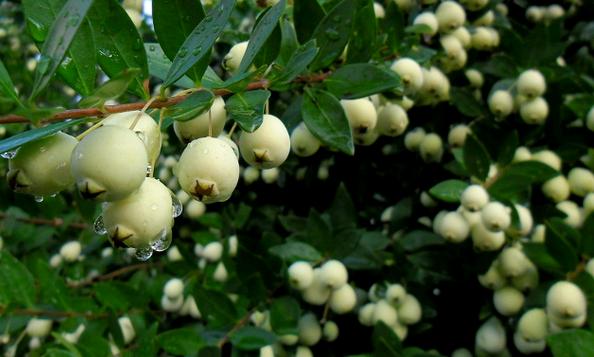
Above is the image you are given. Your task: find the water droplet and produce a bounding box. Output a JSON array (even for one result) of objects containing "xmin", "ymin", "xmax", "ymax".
[
  {"xmin": 68, "ymin": 14, "xmax": 81, "ymax": 27},
  {"xmin": 146, "ymin": 165, "xmax": 153, "ymax": 176},
  {"xmin": 192, "ymin": 46, "xmax": 202, "ymax": 55},
  {"xmin": 94, "ymin": 215, "xmax": 107, "ymax": 235},
  {"xmin": 150, "ymin": 203, "xmax": 158, "ymax": 211},
  {"xmin": 39, "ymin": 146, "xmax": 47, "ymax": 153},
  {"xmin": 149, "ymin": 44, "xmax": 156, "ymax": 52},
  {"xmin": 77, "ymin": 153, "xmax": 84, "ymax": 159},
  {"xmin": 34, "ymin": 196, "xmax": 44, "ymax": 203},
  {"xmin": 178, "ymin": 47, "xmax": 188, "ymax": 58},
  {"xmin": 171, "ymin": 192, "xmax": 183, "ymax": 218},
  {"xmin": 150, "ymin": 229, "xmax": 172, "ymax": 252},
  {"xmin": 1, "ymin": 151, "xmax": 16, "ymax": 159},
  {"xmin": 50, "ymin": 193, "xmax": 57, "ymax": 198},
  {"xmin": 135, "ymin": 246, "xmax": 153, "ymax": 261},
  {"xmin": 37, "ymin": 56, "xmax": 52, "ymax": 74},
  {"xmin": 325, "ymin": 29, "xmax": 340, "ymax": 41}
]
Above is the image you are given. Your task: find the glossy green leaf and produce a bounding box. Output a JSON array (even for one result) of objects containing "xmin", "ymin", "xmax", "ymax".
[
  {"xmin": 269, "ymin": 297, "xmax": 301, "ymax": 335},
  {"xmin": 225, "ymin": 89, "xmax": 271, "ymax": 132},
  {"xmin": 29, "ymin": 0, "xmax": 93, "ymax": 98},
  {"xmin": 346, "ymin": 0, "xmax": 376, "ymax": 63},
  {"xmin": 310, "ymin": 0, "xmax": 355, "ymax": 71},
  {"xmin": 0, "ymin": 119, "xmax": 86, "ymax": 154},
  {"xmin": 293, "ymin": 0, "xmax": 325, "ymax": 43},
  {"xmin": 269, "ymin": 241, "xmax": 323, "ymax": 262},
  {"xmin": 87, "ymin": 0, "xmax": 148, "ymax": 98},
  {"xmin": 238, "ymin": 0, "xmax": 286, "ymax": 74},
  {"xmin": 400, "ymin": 230, "xmax": 445, "ymax": 252},
  {"xmin": 230, "ymin": 327, "xmax": 277, "ymax": 350},
  {"xmin": 157, "ymin": 328, "xmax": 204, "ymax": 355},
  {"xmin": 166, "ymin": 90, "xmax": 215, "ymax": 122},
  {"xmin": 548, "ymin": 330, "xmax": 594, "ymax": 357},
  {"xmin": 144, "ymin": 43, "xmax": 199, "ymax": 89},
  {"xmin": 57, "ymin": 20, "xmax": 96, "ymax": 96},
  {"xmin": 78, "ymin": 68, "xmax": 141, "ymax": 108},
  {"xmin": 488, "ymin": 161, "xmax": 559, "ymax": 201},
  {"xmin": 0, "ymin": 59, "xmax": 22, "ymax": 106},
  {"xmin": 325, "ymin": 63, "xmax": 402, "ymax": 99},
  {"xmin": 0, "ymin": 251, "xmax": 35, "ymax": 307},
  {"xmin": 194, "ymin": 287, "xmax": 238, "ymax": 328},
  {"xmin": 429, "ymin": 179, "xmax": 469, "ymax": 203},
  {"xmin": 164, "ymin": 0, "xmax": 236, "ymax": 87},
  {"xmin": 372, "ymin": 321, "xmax": 402, "ymax": 357},
  {"xmin": 153, "ymin": 0, "xmax": 205, "ymax": 82},
  {"xmin": 522, "ymin": 243, "xmax": 563, "ymax": 274},
  {"xmin": 302, "ymin": 88, "xmax": 354, "ymax": 155},
  {"xmin": 277, "ymin": 18, "xmax": 299, "ymax": 65},
  {"xmin": 545, "ymin": 219, "xmax": 580, "ymax": 272},
  {"xmin": 93, "ymin": 281, "xmax": 142, "ymax": 311},
  {"xmin": 270, "ymin": 40, "xmax": 319, "ymax": 85},
  {"xmin": 450, "ymin": 87, "xmax": 487, "ymax": 117},
  {"xmin": 463, "ymin": 134, "xmax": 491, "ymax": 181},
  {"xmin": 580, "ymin": 212, "xmax": 594, "ymax": 256}
]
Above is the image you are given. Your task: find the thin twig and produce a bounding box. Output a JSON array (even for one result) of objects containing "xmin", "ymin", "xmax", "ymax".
[
  {"xmin": 0, "ymin": 212, "xmax": 87, "ymax": 229},
  {"xmin": 217, "ymin": 309, "xmax": 255, "ymax": 349},
  {"xmin": 0, "ymin": 308, "xmax": 108, "ymax": 319},
  {"xmin": 69, "ymin": 262, "xmax": 159, "ymax": 287}
]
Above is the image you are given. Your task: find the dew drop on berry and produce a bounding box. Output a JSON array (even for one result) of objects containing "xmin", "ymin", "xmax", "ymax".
[
  {"xmin": 150, "ymin": 229, "xmax": 172, "ymax": 252},
  {"xmin": 93, "ymin": 215, "xmax": 107, "ymax": 235},
  {"xmin": 135, "ymin": 246, "xmax": 153, "ymax": 261},
  {"xmin": 171, "ymin": 192, "xmax": 183, "ymax": 218}
]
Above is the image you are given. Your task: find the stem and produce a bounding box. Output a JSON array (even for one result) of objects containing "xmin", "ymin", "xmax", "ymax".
[
  {"xmin": 208, "ymin": 110, "xmax": 213, "ymax": 137},
  {"xmin": 0, "ymin": 74, "xmax": 331, "ymax": 125},
  {"xmin": 217, "ymin": 309, "xmax": 254, "ymax": 349},
  {"xmin": 68, "ymin": 262, "xmax": 159, "ymax": 288},
  {"xmin": 75, "ymin": 119, "xmax": 103, "ymax": 141},
  {"xmin": 227, "ymin": 122, "xmax": 238, "ymax": 138},
  {"xmin": 129, "ymin": 97, "xmax": 158, "ymax": 130},
  {"xmin": 0, "ymin": 212, "xmax": 87, "ymax": 229}
]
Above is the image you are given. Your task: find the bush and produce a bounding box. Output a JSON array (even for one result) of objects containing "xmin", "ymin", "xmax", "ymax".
[{"xmin": 1, "ymin": 0, "xmax": 594, "ymax": 356}]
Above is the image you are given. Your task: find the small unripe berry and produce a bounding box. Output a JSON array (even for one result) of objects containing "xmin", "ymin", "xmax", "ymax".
[
  {"xmin": 376, "ymin": 104, "xmax": 409, "ymax": 137},
  {"xmin": 320, "ymin": 260, "xmax": 348, "ymax": 289},
  {"xmin": 173, "ymin": 97, "xmax": 227, "ymax": 143},
  {"xmin": 481, "ymin": 202, "xmax": 511, "ymax": 231},
  {"xmin": 26, "ymin": 319, "xmax": 53, "ymax": 337},
  {"xmin": 542, "ymin": 175, "xmax": 570, "ymax": 203},
  {"xmin": 460, "ymin": 185, "xmax": 489, "ymax": 212},
  {"xmin": 60, "ymin": 241, "xmax": 82, "ymax": 262},
  {"xmin": 329, "ymin": 284, "xmax": 357, "ymax": 314},
  {"xmin": 228, "ymin": 235, "xmax": 238, "ymax": 257},
  {"xmin": 435, "ymin": 1, "xmax": 466, "ymax": 32},
  {"xmin": 164, "ymin": 278, "xmax": 184, "ymax": 299},
  {"xmin": 513, "ymin": 331, "xmax": 546, "ymax": 354},
  {"xmin": 7, "ymin": 132, "xmax": 78, "ymax": 196},
  {"xmin": 471, "ymin": 27, "xmax": 497, "ymax": 50},
  {"xmin": 413, "ymin": 12, "xmax": 438, "ymax": 36},
  {"xmin": 261, "ymin": 168, "xmax": 279, "ymax": 184},
  {"xmin": 49, "ymin": 254, "xmax": 62, "ymax": 268},
  {"xmin": 243, "ymin": 166, "xmax": 260, "ymax": 185},
  {"xmin": 526, "ymin": 6, "xmax": 545, "ymax": 22},
  {"xmin": 532, "ymin": 150, "xmax": 562, "ymax": 171},
  {"xmin": 341, "ymin": 98, "xmax": 378, "ymax": 135},
  {"xmin": 323, "ymin": 321, "xmax": 339, "ymax": 341},
  {"xmin": 473, "ymin": 10, "xmax": 494, "ymax": 26},
  {"xmin": 517, "ymin": 308, "xmax": 548, "ymax": 341},
  {"xmin": 298, "ymin": 313, "xmax": 322, "ymax": 346},
  {"xmin": 520, "ymin": 97, "xmax": 549, "ymax": 125},
  {"xmin": 358, "ymin": 303, "xmax": 376, "ymax": 326},
  {"xmin": 391, "ymin": 58, "xmax": 424, "ymax": 93},
  {"xmin": 475, "ymin": 317, "xmax": 506, "ymax": 355},
  {"xmin": 71, "ymin": 126, "xmax": 148, "ymax": 201},
  {"xmin": 239, "ymin": 114, "xmax": 291, "ymax": 169},
  {"xmin": 517, "ymin": 70, "xmax": 546, "ymax": 98},
  {"xmin": 438, "ymin": 211, "xmax": 470, "ymax": 243},
  {"xmin": 278, "ymin": 334, "xmax": 298, "ymax": 345},
  {"xmin": 291, "ymin": 122, "xmax": 321, "ymax": 157},
  {"xmin": 288, "ymin": 261, "xmax": 314, "ymax": 290},
  {"xmin": 213, "ymin": 262, "xmax": 228, "ymax": 282},
  {"xmin": 546, "ymin": 4, "xmax": 565, "ymax": 20},
  {"xmin": 509, "ymin": 204, "xmax": 533, "ymax": 237},
  {"xmin": 556, "ymin": 200, "xmax": 583, "ymax": 228},
  {"xmin": 259, "ymin": 345, "xmax": 274, "ymax": 357},
  {"xmin": 185, "ymin": 200, "xmax": 206, "ymax": 219},
  {"xmin": 167, "ymin": 246, "xmax": 183, "ymax": 262},
  {"xmin": 465, "ymin": 69, "xmax": 484, "ymax": 88},
  {"xmin": 404, "ymin": 128, "xmax": 426, "ymax": 151},
  {"xmin": 202, "ymin": 241, "xmax": 223, "ymax": 262},
  {"xmin": 493, "ymin": 286, "xmax": 525, "ymax": 316},
  {"xmin": 488, "ymin": 90, "xmax": 514, "ymax": 117},
  {"xmin": 419, "ymin": 133, "xmax": 443, "ymax": 163},
  {"xmin": 546, "ymin": 281, "xmax": 587, "ymax": 323},
  {"xmin": 397, "ymin": 294, "xmax": 422, "ymax": 325},
  {"xmin": 223, "ymin": 41, "xmax": 248, "ymax": 73},
  {"xmin": 478, "ymin": 261, "xmax": 506, "ymax": 290},
  {"xmin": 386, "ymin": 284, "xmax": 407, "ymax": 306},
  {"xmin": 448, "ymin": 124, "xmax": 470, "ymax": 148},
  {"xmin": 568, "ymin": 167, "xmax": 594, "ymax": 197},
  {"xmin": 531, "ymin": 224, "xmax": 546, "ymax": 243}
]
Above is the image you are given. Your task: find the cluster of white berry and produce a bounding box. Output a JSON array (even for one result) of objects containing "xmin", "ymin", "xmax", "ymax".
[
  {"xmin": 192, "ymin": 236, "xmax": 238, "ymax": 283},
  {"xmin": 488, "ymin": 69, "xmax": 549, "ymax": 125},
  {"xmin": 160, "ymin": 278, "xmax": 202, "ymax": 317},
  {"xmin": 525, "ymin": 5, "xmax": 565, "ymax": 23},
  {"xmin": 358, "ymin": 283, "xmax": 422, "ymax": 341},
  {"xmin": 49, "ymin": 240, "xmax": 83, "ymax": 268}
]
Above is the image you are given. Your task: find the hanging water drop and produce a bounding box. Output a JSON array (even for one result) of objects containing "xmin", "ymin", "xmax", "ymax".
[
  {"xmin": 135, "ymin": 246, "xmax": 153, "ymax": 261},
  {"xmin": 171, "ymin": 192, "xmax": 183, "ymax": 218},
  {"xmin": 325, "ymin": 29, "xmax": 340, "ymax": 41},
  {"xmin": 150, "ymin": 229, "xmax": 172, "ymax": 252},
  {"xmin": 94, "ymin": 215, "xmax": 107, "ymax": 235},
  {"xmin": 1, "ymin": 151, "xmax": 16, "ymax": 159},
  {"xmin": 146, "ymin": 164, "xmax": 153, "ymax": 176}
]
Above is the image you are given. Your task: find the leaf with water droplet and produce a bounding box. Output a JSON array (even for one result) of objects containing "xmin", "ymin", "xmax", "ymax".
[
  {"xmin": 78, "ymin": 68, "xmax": 142, "ymax": 109},
  {"xmin": 225, "ymin": 90, "xmax": 271, "ymax": 132},
  {"xmin": 0, "ymin": 119, "xmax": 86, "ymax": 155}
]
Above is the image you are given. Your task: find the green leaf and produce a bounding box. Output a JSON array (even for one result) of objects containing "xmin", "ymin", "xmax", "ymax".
[
  {"xmin": 302, "ymin": 88, "xmax": 354, "ymax": 155},
  {"xmin": 164, "ymin": 0, "xmax": 236, "ymax": 87},
  {"xmin": 463, "ymin": 134, "xmax": 491, "ymax": 181},
  {"xmin": 166, "ymin": 90, "xmax": 215, "ymax": 122},
  {"xmin": 0, "ymin": 119, "xmax": 86, "ymax": 155},
  {"xmin": 157, "ymin": 328, "xmax": 204, "ymax": 355},
  {"xmin": 30, "ymin": 0, "xmax": 93, "ymax": 98},
  {"xmin": 277, "ymin": 18, "xmax": 299, "ymax": 66},
  {"xmin": 43, "ymin": 349, "xmax": 77, "ymax": 357},
  {"xmin": 580, "ymin": 212, "xmax": 594, "ymax": 256},
  {"xmin": 78, "ymin": 68, "xmax": 141, "ymax": 108},
  {"xmin": 88, "ymin": 0, "xmax": 148, "ymax": 98},
  {"xmin": 93, "ymin": 281, "xmax": 143, "ymax": 311},
  {"xmin": 153, "ymin": 0, "xmax": 205, "ymax": 82},
  {"xmin": 328, "ymin": 183, "xmax": 357, "ymax": 230},
  {"xmin": 547, "ymin": 330, "xmax": 594, "ymax": 357},
  {"xmin": 400, "ymin": 230, "xmax": 445, "ymax": 252},
  {"xmin": 145, "ymin": 43, "xmax": 196, "ymax": 89},
  {"xmin": 565, "ymin": 93, "xmax": 594, "ymax": 119},
  {"xmin": 225, "ymin": 90, "xmax": 271, "ymax": 132},
  {"xmin": 429, "ymin": 179, "xmax": 469, "ymax": 203},
  {"xmin": 545, "ymin": 219, "xmax": 580, "ymax": 272},
  {"xmin": 342, "ymin": 231, "xmax": 390, "ymax": 270},
  {"xmin": 488, "ymin": 161, "xmax": 559, "ymax": 201},
  {"xmin": 310, "ymin": 0, "xmax": 355, "ymax": 71},
  {"xmin": 237, "ymin": 0, "xmax": 286, "ymax": 74},
  {"xmin": 0, "ymin": 251, "xmax": 35, "ymax": 307},
  {"xmin": 269, "ymin": 297, "xmax": 301, "ymax": 335},
  {"xmin": 269, "ymin": 241, "xmax": 323, "ymax": 262},
  {"xmin": 522, "ymin": 243, "xmax": 563, "ymax": 274},
  {"xmin": 0, "ymin": 59, "xmax": 22, "ymax": 106},
  {"xmin": 230, "ymin": 326, "xmax": 277, "ymax": 350},
  {"xmin": 270, "ymin": 40, "xmax": 319, "ymax": 85},
  {"xmin": 194, "ymin": 287, "xmax": 238, "ymax": 328},
  {"xmin": 372, "ymin": 321, "xmax": 402, "ymax": 357},
  {"xmin": 293, "ymin": 0, "xmax": 325, "ymax": 43},
  {"xmin": 325, "ymin": 64, "xmax": 401, "ymax": 99},
  {"xmin": 346, "ymin": 0, "xmax": 376, "ymax": 64},
  {"xmin": 450, "ymin": 87, "xmax": 487, "ymax": 117}
]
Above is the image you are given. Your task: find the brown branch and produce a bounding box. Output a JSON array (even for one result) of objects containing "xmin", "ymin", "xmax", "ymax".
[
  {"xmin": 69, "ymin": 262, "xmax": 159, "ymax": 288},
  {"xmin": 217, "ymin": 309, "xmax": 255, "ymax": 349},
  {"xmin": 0, "ymin": 212, "xmax": 88, "ymax": 229},
  {"xmin": 0, "ymin": 307, "xmax": 108, "ymax": 319}
]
